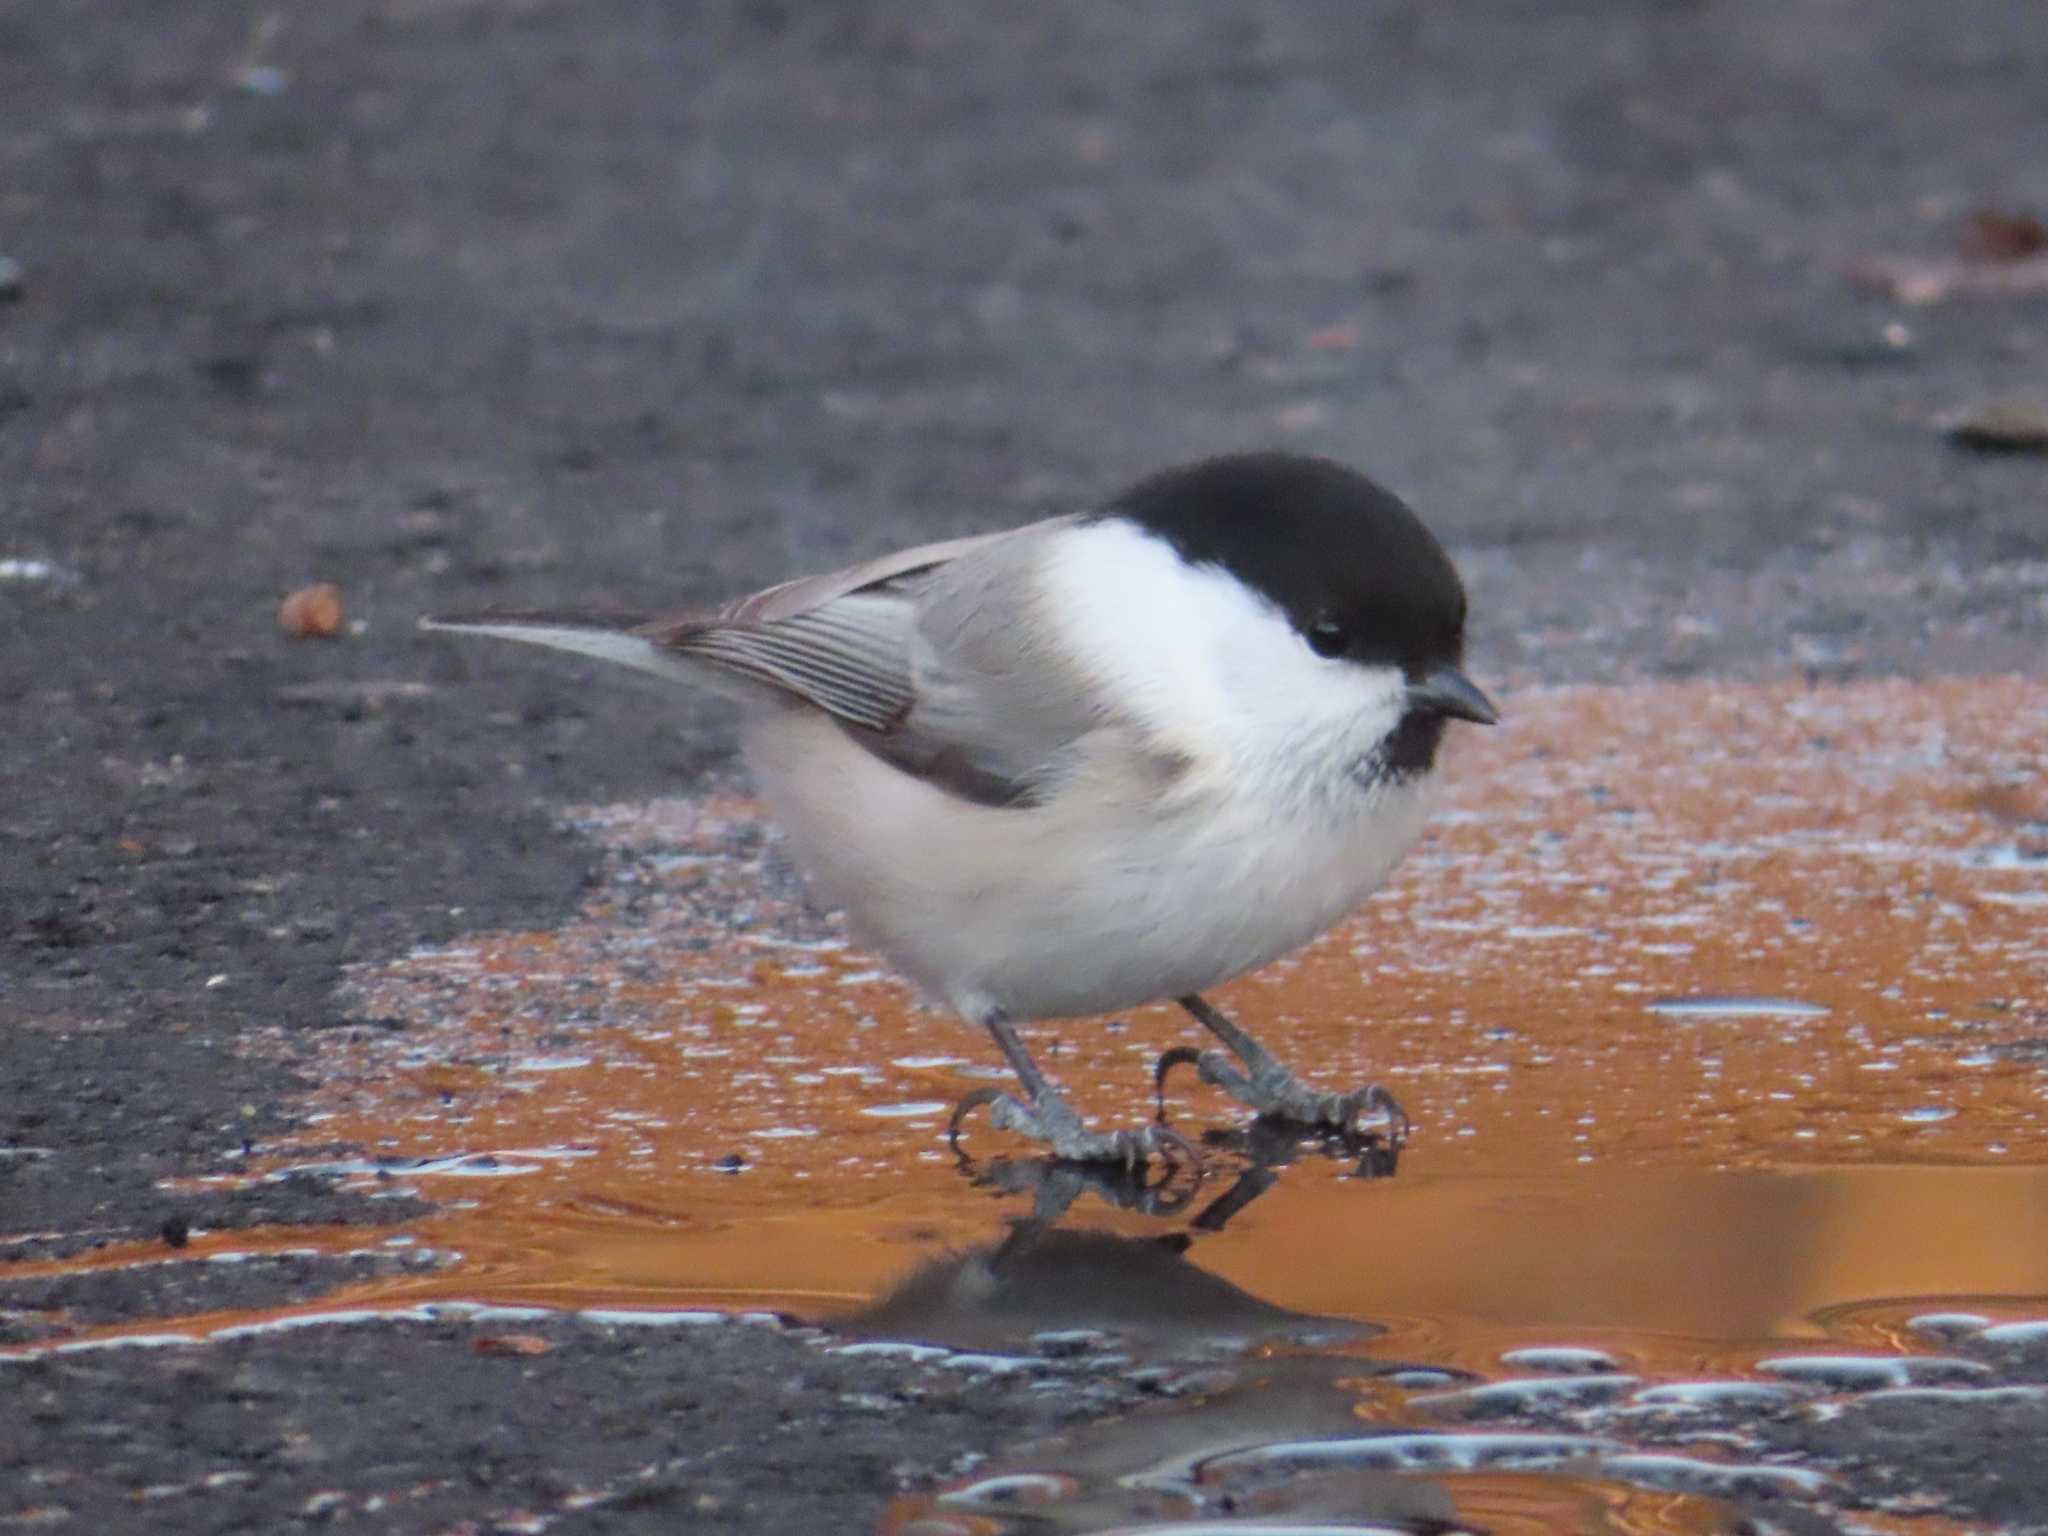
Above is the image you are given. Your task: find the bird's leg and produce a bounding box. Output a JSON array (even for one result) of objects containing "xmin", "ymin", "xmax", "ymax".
[
  {"xmin": 949, "ymin": 1010, "xmax": 1195, "ymax": 1168},
  {"xmin": 1157, "ymin": 993, "xmax": 1409, "ymax": 1139}
]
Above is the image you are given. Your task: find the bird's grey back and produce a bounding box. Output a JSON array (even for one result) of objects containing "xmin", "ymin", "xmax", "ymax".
[
  {"xmin": 642, "ymin": 515, "xmax": 1116, "ymax": 807},
  {"xmin": 855, "ymin": 518, "xmax": 1119, "ymax": 806}
]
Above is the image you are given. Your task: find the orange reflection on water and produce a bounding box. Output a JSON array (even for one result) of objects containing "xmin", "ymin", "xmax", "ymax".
[
  {"xmin": 1431, "ymin": 1472, "xmax": 1730, "ymax": 1536},
  {"xmin": 12, "ymin": 679, "xmax": 2046, "ymax": 1361}
]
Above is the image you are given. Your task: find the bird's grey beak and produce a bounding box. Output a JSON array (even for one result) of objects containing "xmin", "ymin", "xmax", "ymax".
[{"xmin": 1408, "ymin": 665, "xmax": 1499, "ymax": 725}]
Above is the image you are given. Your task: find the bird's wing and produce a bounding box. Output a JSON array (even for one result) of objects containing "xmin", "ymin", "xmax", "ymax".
[
  {"xmin": 427, "ymin": 517, "xmax": 1129, "ymax": 806},
  {"xmin": 640, "ymin": 518, "xmax": 1112, "ymax": 804},
  {"xmin": 871, "ymin": 524, "xmax": 1126, "ymax": 805},
  {"xmin": 635, "ymin": 525, "xmax": 1044, "ymax": 729},
  {"xmin": 420, "ymin": 531, "xmax": 1009, "ymax": 707}
]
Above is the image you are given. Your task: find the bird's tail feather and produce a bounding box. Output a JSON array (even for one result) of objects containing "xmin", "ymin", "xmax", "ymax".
[{"xmin": 420, "ymin": 611, "xmax": 721, "ymax": 691}]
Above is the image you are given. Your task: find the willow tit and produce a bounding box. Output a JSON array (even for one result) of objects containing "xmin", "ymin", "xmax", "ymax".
[{"xmin": 425, "ymin": 452, "xmax": 1496, "ymax": 1164}]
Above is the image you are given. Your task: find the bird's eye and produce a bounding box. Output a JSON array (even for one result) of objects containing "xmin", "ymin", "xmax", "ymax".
[{"xmin": 1306, "ymin": 618, "xmax": 1349, "ymax": 659}]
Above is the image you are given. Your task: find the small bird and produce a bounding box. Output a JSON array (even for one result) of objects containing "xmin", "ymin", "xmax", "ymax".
[{"xmin": 425, "ymin": 452, "xmax": 1496, "ymax": 1164}]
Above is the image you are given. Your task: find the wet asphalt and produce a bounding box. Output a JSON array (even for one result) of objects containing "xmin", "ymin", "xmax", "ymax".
[{"xmin": 3, "ymin": 2, "xmax": 2046, "ymax": 1531}]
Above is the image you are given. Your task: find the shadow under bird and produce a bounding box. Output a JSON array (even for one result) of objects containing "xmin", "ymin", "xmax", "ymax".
[{"xmin": 424, "ymin": 451, "xmax": 1497, "ymax": 1163}]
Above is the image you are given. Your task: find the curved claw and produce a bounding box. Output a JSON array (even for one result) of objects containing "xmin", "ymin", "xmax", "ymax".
[
  {"xmin": 947, "ymin": 1085, "xmax": 1014, "ymax": 1153},
  {"xmin": 1153, "ymin": 1045, "xmax": 1207, "ymax": 1117},
  {"xmin": 1343, "ymin": 1082, "xmax": 1410, "ymax": 1143},
  {"xmin": 1160, "ymin": 1039, "xmax": 1411, "ymax": 1149},
  {"xmin": 1081, "ymin": 1116, "xmax": 1201, "ymax": 1175},
  {"xmin": 1300, "ymin": 1083, "xmax": 1408, "ymax": 1143},
  {"xmin": 948, "ymin": 1082, "xmax": 1205, "ymax": 1177},
  {"xmin": 1141, "ymin": 1118, "xmax": 1202, "ymax": 1178}
]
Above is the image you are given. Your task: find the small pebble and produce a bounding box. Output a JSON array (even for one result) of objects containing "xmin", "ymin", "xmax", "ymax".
[
  {"xmin": 160, "ymin": 1214, "xmax": 190, "ymax": 1249},
  {"xmin": 1033, "ymin": 1328, "xmax": 1114, "ymax": 1359},
  {"xmin": 236, "ymin": 65, "xmax": 290, "ymax": 96}
]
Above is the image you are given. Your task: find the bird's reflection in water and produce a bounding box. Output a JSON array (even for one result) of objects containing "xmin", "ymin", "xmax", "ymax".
[
  {"xmin": 847, "ymin": 1217, "xmax": 1373, "ymax": 1359},
  {"xmin": 952, "ymin": 1112, "xmax": 1401, "ymax": 1231},
  {"xmin": 867, "ymin": 1126, "xmax": 1491, "ymax": 1531},
  {"xmin": 1184, "ymin": 1116, "xmax": 1402, "ymax": 1232},
  {"xmin": 867, "ymin": 1143, "xmax": 1475, "ymax": 1534},
  {"xmin": 858, "ymin": 1118, "xmax": 1403, "ymax": 1360}
]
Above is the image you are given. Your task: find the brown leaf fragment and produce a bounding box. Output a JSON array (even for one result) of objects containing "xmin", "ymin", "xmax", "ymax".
[
  {"xmin": 278, "ymin": 582, "xmax": 345, "ymax": 639},
  {"xmin": 1961, "ymin": 209, "xmax": 2048, "ymax": 263},
  {"xmin": 472, "ymin": 1332, "xmax": 554, "ymax": 1356},
  {"xmin": 1848, "ymin": 210, "xmax": 2048, "ymax": 304}
]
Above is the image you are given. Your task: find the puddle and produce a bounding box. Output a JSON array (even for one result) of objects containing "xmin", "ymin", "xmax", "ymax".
[{"xmin": 9, "ymin": 678, "xmax": 2046, "ymax": 1530}]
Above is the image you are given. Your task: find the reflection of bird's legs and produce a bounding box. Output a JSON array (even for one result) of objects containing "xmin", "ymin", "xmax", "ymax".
[
  {"xmin": 949, "ymin": 1009, "xmax": 1197, "ymax": 1167},
  {"xmin": 1188, "ymin": 1163, "xmax": 1281, "ymax": 1233},
  {"xmin": 948, "ymin": 1151, "xmax": 1202, "ymax": 1223},
  {"xmin": 1157, "ymin": 993, "xmax": 1409, "ymax": 1138}
]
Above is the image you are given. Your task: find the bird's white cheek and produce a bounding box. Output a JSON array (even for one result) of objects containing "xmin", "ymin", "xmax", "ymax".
[
  {"xmin": 1036, "ymin": 519, "xmax": 1245, "ymax": 755},
  {"xmin": 1037, "ymin": 521, "xmax": 1415, "ymax": 777}
]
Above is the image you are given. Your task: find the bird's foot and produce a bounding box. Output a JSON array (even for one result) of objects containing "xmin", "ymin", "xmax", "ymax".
[
  {"xmin": 949, "ymin": 1083, "xmax": 1198, "ymax": 1169},
  {"xmin": 1155, "ymin": 1046, "xmax": 1409, "ymax": 1141}
]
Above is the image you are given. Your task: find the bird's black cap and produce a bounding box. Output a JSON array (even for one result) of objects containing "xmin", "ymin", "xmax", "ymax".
[{"xmin": 1099, "ymin": 451, "xmax": 1470, "ymax": 678}]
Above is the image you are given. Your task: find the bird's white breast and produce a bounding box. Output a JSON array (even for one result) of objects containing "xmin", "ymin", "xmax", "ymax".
[{"xmin": 742, "ymin": 518, "xmax": 1436, "ymax": 1024}]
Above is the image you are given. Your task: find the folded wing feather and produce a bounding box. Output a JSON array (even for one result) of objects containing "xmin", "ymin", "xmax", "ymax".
[
  {"xmin": 430, "ymin": 517, "xmax": 1118, "ymax": 808},
  {"xmin": 641, "ymin": 516, "xmax": 1098, "ymax": 805}
]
